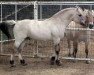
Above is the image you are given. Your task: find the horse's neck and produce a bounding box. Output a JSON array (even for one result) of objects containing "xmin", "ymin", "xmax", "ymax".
[{"xmin": 50, "ymin": 10, "xmax": 73, "ymax": 27}]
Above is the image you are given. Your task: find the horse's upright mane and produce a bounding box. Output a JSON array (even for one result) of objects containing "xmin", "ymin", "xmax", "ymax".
[{"xmin": 52, "ymin": 7, "xmax": 76, "ymax": 18}]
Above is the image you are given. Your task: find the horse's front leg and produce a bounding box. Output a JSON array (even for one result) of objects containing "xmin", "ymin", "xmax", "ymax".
[
  {"xmin": 15, "ymin": 40, "xmax": 27, "ymax": 66},
  {"xmin": 50, "ymin": 38, "xmax": 61, "ymax": 66},
  {"xmin": 85, "ymin": 42, "xmax": 90, "ymax": 64},
  {"xmin": 67, "ymin": 39, "xmax": 71, "ymax": 57},
  {"xmin": 18, "ymin": 41, "xmax": 27, "ymax": 66},
  {"xmin": 55, "ymin": 44, "xmax": 61, "ymax": 66},
  {"xmin": 72, "ymin": 41, "xmax": 78, "ymax": 62}
]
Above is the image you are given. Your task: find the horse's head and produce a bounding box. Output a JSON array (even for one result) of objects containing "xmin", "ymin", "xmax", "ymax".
[
  {"xmin": 83, "ymin": 9, "xmax": 94, "ymax": 29},
  {"xmin": 72, "ymin": 7, "xmax": 86, "ymax": 26},
  {"xmin": 91, "ymin": 10, "xmax": 94, "ymax": 28}
]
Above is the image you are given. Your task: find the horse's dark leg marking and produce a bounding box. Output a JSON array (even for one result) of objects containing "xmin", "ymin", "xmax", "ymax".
[
  {"xmin": 50, "ymin": 44, "xmax": 61, "ymax": 66},
  {"xmin": 55, "ymin": 44, "xmax": 61, "ymax": 66},
  {"xmin": 67, "ymin": 40, "xmax": 71, "ymax": 57},
  {"xmin": 73, "ymin": 48, "xmax": 77, "ymax": 58},
  {"xmin": 85, "ymin": 42, "xmax": 90, "ymax": 64},
  {"xmin": 85, "ymin": 49, "xmax": 88, "ymax": 59},
  {"xmin": 10, "ymin": 60, "xmax": 15, "ymax": 67},
  {"xmin": 50, "ymin": 56, "xmax": 55, "ymax": 65},
  {"xmin": 10, "ymin": 47, "xmax": 15, "ymax": 67},
  {"xmin": 73, "ymin": 41, "xmax": 78, "ymax": 58}
]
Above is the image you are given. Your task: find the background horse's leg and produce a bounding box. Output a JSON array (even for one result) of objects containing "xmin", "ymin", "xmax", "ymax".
[
  {"xmin": 72, "ymin": 41, "xmax": 78, "ymax": 62},
  {"xmin": 85, "ymin": 42, "xmax": 90, "ymax": 64},
  {"xmin": 50, "ymin": 38, "xmax": 61, "ymax": 66},
  {"xmin": 67, "ymin": 39, "xmax": 71, "ymax": 57}
]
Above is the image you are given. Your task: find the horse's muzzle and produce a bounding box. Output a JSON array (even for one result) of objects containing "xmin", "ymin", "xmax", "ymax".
[{"xmin": 89, "ymin": 24, "xmax": 94, "ymax": 29}]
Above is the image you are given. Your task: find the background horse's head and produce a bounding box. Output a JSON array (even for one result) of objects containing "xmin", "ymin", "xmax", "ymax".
[
  {"xmin": 92, "ymin": 10, "xmax": 94, "ymax": 27},
  {"xmin": 71, "ymin": 7, "xmax": 86, "ymax": 26},
  {"xmin": 83, "ymin": 9, "xmax": 94, "ymax": 29}
]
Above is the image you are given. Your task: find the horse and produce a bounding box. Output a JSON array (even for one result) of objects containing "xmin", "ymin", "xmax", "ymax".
[
  {"xmin": 65, "ymin": 9, "xmax": 94, "ymax": 64},
  {"xmin": 0, "ymin": 20, "xmax": 16, "ymax": 40},
  {"xmin": 11, "ymin": 7, "xmax": 86, "ymax": 67}
]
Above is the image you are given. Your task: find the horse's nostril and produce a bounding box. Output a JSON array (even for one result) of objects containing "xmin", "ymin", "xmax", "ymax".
[{"xmin": 89, "ymin": 24, "xmax": 94, "ymax": 29}]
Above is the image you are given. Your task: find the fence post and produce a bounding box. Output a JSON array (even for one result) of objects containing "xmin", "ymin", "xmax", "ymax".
[
  {"xmin": 15, "ymin": 4, "xmax": 17, "ymax": 21},
  {"xmin": 34, "ymin": 1, "xmax": 39, "ymax": 57},
  {"xmin": 40, "ymin": 5, "xmax": 42, "ymax": 20},
  {"xmin": 0, "ymin": 2, "xmax": 3, "ymax": 54},
  {"xmin": 34, "ymin": 1, "xmax": 38, "ymax": 20}
]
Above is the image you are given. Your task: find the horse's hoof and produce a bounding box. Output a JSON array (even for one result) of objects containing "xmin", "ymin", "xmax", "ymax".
[
  {"xmin": 10, "ymin": 64, "xmax": 16, "ymax": 68},
  {"xmin": 20, "ymin": 59, "xmax": 27, "ymax": 66},
  {"xmin": 55, "ymin": 60, "xmax": 61, "ymax": 66},
  {"xmin": 21, "ymin": 63, "xmax": 27, "ymax": 66},
  {"xmin": 10, "ymin": 60, "xmax": 15, "ymax": 67},
  {"xmin": 50, "ymin": 56, "xmax": 55, "ymax": 65},
  {"xmin": 86, "ymin": 60, "xmax": 91, "ymax": 64},
  {"xmin": 50, "ymin": 61, "xmax": 55, "ymax": 65},
  {"xmin": 72, "ymin": 59, "xmax": 76, "ymax": 63}
]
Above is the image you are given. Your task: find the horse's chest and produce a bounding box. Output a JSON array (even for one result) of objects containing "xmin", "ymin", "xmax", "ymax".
[{"xmin": 52, "ymin": 25, "xmax": 65, "ymax": 38}]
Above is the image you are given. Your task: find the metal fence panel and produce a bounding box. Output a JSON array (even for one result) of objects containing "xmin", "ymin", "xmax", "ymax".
[{"xmin": 0, "ymin": 1, "xmax": 94, "ymax": 62}]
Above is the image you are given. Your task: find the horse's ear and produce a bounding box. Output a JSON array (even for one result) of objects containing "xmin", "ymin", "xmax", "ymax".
[
  {"xmin": 75, "ymin": 5, "xmax": 79, "ymax": 8},
  {"xmin": 75, "ymin": 6, "xmax": 79, "ymax": 11},
  {"xmin": 81, "ymin": 7, "xmax": 84, "ymax": 11},
  {"xmin": 75, "ymin": 6, "xmax": 80, "ymax": 11}
]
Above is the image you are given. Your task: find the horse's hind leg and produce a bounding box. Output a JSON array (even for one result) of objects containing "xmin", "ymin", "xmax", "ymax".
[
  {"xmin": 9, "ymin": 39, "xmax": 15, "ymax": 67},
  {"xmin": 14, "ymin": 39, "xmax": 27, "ymax": 66},
  {"xmin": 10, "ymin": 49, "xmax": 15, "ymax": 67}
]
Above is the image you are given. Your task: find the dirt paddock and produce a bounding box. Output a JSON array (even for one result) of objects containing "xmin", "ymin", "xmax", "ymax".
[
  {"xmin": 0, "ymin": 37, "xmax": 94, "ymax": 75},
  {"xmin": 0, "ymin": 57, "xmax": 94, "ymax": 75}
]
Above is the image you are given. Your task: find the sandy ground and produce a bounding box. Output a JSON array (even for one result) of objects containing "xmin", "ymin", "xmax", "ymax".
[
  {"xmin": 0, "ymin": 57, "xmax": 94, "ymax": 75},
  {"xmin": 0, "ymin": 37, "xmax": 94, "ymax": 75}
]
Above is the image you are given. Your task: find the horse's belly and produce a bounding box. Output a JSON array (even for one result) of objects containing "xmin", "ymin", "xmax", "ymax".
[
  {"xmin": 29, "ymin": 29, "xmax": 52, "ymax": 41},
  {"xmin": 78, "ymin": 35, "xmax": 89, "ymax": 42},
  {"xmin": 31, "ymin": 34, "xmax": 52, "ymax": 41}
]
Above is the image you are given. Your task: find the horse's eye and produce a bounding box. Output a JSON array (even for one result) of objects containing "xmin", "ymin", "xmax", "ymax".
[{"xmin": 78, "ymin": 14, "xmax": 82, "ymax": 17}]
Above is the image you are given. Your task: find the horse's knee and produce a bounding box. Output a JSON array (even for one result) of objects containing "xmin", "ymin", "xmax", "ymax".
[
  {"xmin": 14, "ymin": 42, "xmax": 22, "ymax": 52},
  {"xmin": 14, "ymin": 41, "xmax": 20, "ymax": 48},
  {"xmin": 55, "ymin": 44, "xmax": 60, "ymax": 53},
  {"xmin": 85, "ymin": 49, "xmax": 88, "ymax": 54}
]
